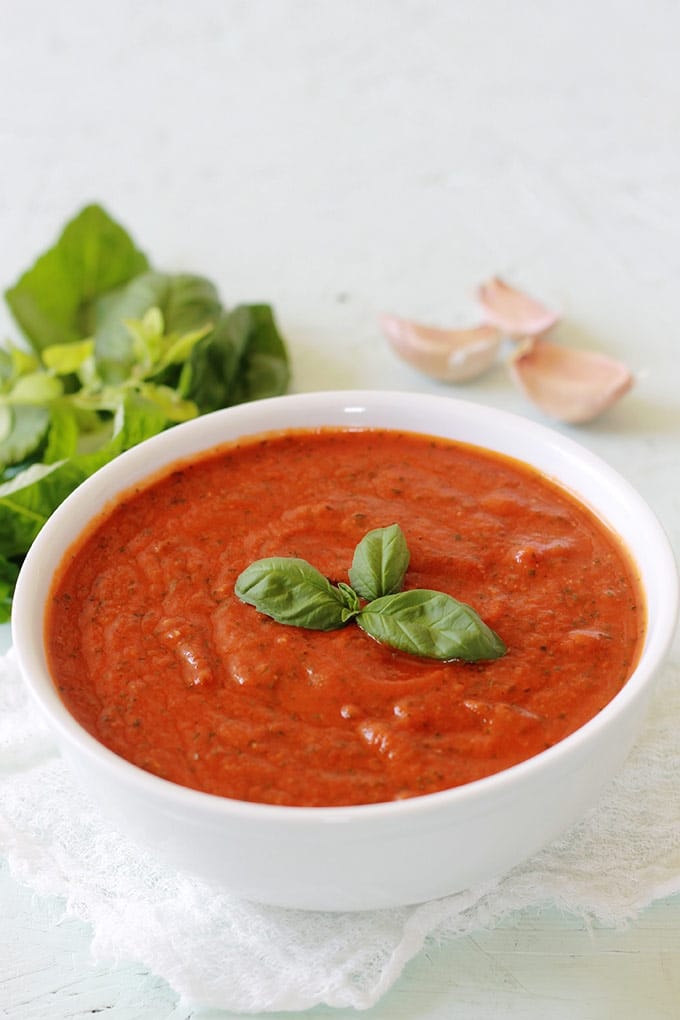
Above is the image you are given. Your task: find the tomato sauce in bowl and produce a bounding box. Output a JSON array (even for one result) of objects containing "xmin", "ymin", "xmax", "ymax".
[{"xmin": 46, "ymin": 427, "xmax": 644, "ymax": 807}]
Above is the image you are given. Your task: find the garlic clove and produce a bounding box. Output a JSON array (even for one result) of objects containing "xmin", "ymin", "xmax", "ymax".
[
  {"xmin": 477, "ymin": 277, "xmax": 559, "ymax": 337},
  {"xmin": 509, "ymin": 338, "xmax": 634, "ymax": 423},
  {"xmin": 380, "ymin": 314, "xmax": 502, "ymax": 382}
]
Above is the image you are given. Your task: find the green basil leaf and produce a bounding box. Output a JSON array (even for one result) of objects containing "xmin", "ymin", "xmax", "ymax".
[
  {"xmin": 43, "ymin": 403, "xmax": 80, "ymax": 462},
  {"xmin": 94, "ymin": 271, "xmax": 221, "ymax": 384},
  {"xmin": 122, "ymin": 307, "xmax": 166, "ymax": 370},
  {"xmin": 227, "ymin": 304, "xmax": 290, "ymax": 404},
  {"xmin": 135, "ymin": 383, "xmax": 198, "ymax": 424},
  {"xmin": 42, "ymin": 338, "xmax": 96, "ymax": 380},
  {"xmin": 357, "ymin": 589, "xmax": 506, "ymax": 661},
  {"xmin": 6, "ymin": 372, "xmax": 63, "ymax": 405},
  {"xmin": 93, "ymin": 271, "xmax": 171, "ymax": 380},
  {"xmin": 0, "ymin": 350, "xmax": 12, "ymax": 390},
  {"xmin": 177, "ymin": 306, "xmax": 249, "ymax": 411},
  {"xmin": 73, "ymin": 390, "xmax": 169, "ymax": 474},
  {"xmin": 0, "ymin": 405, "xmax": 9, "ymax": 443},
  {"xmin": 153, "ymin": 323, "xmax": 213, "ymax": 375},
  {"xmin": 162, "ymin": 273, "xmax": 223, "ymax": 336},
  {"xmin": 235, "ymin": 557, "xmax": 353, "ymax": 630},
  {"xmin": 0, "ymin": 391, "xmax": 167, "ymax": 560},
  {"xmin": 0, "ymin": 405, "xmax": 51, "ymax": 470},
  {"xmin": 5, "ymin": 204, "xmax": 149, "ymax": 351},
  {"xmin": 0, "ymin": 343, "xmax": 40, "ymax": 393},
  {"xmin": 348, "ymin": 523, "xmax": 410, "ymax": 600},
  {"xmin": 0, "ymin": 460, "xmax": 85, "ymax": 558},
  {"xmin": 181, "ymin": 304, "xmax": 290, "ymax": 414},
  {"xmin": 0, "ymin": 553, "xmax": 19, "ymax": 623}
]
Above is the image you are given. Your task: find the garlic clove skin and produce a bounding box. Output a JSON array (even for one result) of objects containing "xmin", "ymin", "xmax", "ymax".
[
  {"xmin": 477, "ymin": 277, "xmax": 560, "ymax": 337},
  {"xmin": 380, "ymin": 314, "xmax": 502, "ymax": 382},
  {"xmin": 509, "ymin": 338, "xmax": 634, "ymax": 424}
]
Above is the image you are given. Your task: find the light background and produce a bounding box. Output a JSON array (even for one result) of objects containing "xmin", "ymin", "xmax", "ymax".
[{"xmin": 1, "ymin": 2, "xmax": 679, "ymax": 1017}]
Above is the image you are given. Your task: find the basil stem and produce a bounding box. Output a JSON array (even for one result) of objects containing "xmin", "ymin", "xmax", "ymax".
[
  {"xmin": 357, "ymin": 589, "xmax": 507, "ymax": 662},
  {"xmin": 337, "ymin": 581, "xmax": 361, "ymax": 613},
  {"xmin": 234, "ymin": 557, "xmax": 358, "ymax": 630},
  {"xmin": 348, "ymin": 523, "xmax": 410, "ymax": 600}
]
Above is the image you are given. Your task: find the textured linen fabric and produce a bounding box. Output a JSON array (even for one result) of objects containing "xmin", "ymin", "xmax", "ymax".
[{"xmin": 1, "ymin": 647, "xmax": 679, "ymax": 1013}]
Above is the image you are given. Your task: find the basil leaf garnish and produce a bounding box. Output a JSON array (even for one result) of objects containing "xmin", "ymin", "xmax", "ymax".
[
  {"xmin": 235, "ymin": 557, "xmax": 357, "ymax": 630},
  {"xmin": 348, "ymin": 523, "xmax": 410, "ymax": 600},
  {"xmin": 235, "ymin": 528, "xmax": 506, "ymax": 662},
  {"xmin": 357, "ymin": 589, "xmax": 507, "ymax": 662}
]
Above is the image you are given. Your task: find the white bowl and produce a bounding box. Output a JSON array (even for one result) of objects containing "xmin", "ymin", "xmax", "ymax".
[{"xmin": 12, "ymin": 391, "xmax": 679, "ymax": 910}]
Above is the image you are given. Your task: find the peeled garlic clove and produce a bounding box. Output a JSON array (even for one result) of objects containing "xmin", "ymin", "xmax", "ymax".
[
  {"xmin": 380, "ymin": 314, "xmax": 502, "ymax": 382},
  {"xmin": 510, "ymin": 338, "xmax": 634, "ymax": 423},
  {"xmin": 477, "ymin": 277, "xmax": 559, "ymax": 337}
]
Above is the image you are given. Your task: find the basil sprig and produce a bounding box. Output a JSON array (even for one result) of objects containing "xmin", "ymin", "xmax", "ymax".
[{"xmin": 235, "ymin": 525, "xmax": 506, "ymax": 663}]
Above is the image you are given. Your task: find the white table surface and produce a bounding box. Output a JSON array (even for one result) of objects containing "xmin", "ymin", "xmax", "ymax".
[{"xmin": 2, "ymin": 2, "xmax": 680, "ymax": 1016}]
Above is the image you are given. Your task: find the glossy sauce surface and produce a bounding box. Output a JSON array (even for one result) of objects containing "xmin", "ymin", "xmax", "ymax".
[{"xmin": 47, "ymin": 428, "xmax": 644, "ymax": 806}]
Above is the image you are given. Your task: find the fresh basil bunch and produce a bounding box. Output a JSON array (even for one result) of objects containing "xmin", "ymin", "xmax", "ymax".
[
  {"xmin": 235, "ymin": 524, "xmax": 506, "ymax": 662},
  {"xmin": 0, "ymin": 204, "xmax": 290, "ymax": 620}
]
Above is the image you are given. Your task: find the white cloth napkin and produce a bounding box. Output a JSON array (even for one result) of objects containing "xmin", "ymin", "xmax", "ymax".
[{"xmin": 1, "ymin": 646, "xmax": 680, "ymax": 1014}]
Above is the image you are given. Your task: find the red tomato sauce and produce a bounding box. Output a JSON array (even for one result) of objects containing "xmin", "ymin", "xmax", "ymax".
[{"xmin": 46, "ymin": 428, "xmax": 644, "ymax": 807}]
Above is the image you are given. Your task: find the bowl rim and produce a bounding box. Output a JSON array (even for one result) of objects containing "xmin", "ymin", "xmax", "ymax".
[{"xmin": 12, "ymin": 389, "xmax": 680, "ymax": 824}]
